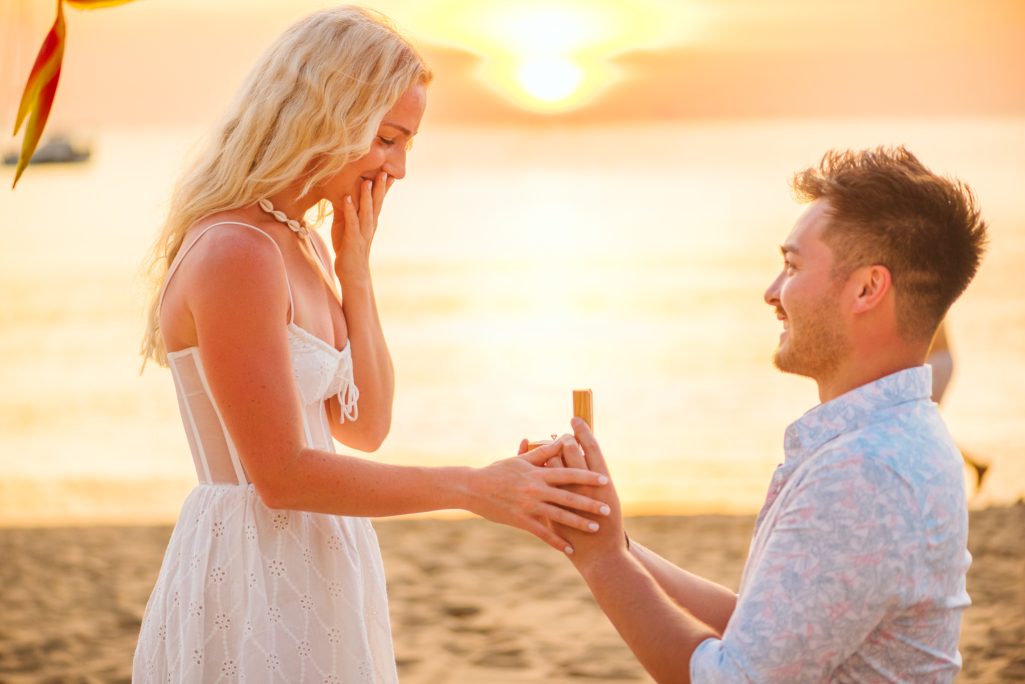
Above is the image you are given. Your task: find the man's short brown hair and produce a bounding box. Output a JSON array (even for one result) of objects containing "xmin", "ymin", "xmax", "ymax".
[{"xmin": 792, "ymin": 146, "xmax": 988, "ymax": 341}]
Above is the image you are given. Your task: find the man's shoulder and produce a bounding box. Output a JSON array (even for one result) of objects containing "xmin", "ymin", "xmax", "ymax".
[
  {"xmin": 805, "ymin": 402, "xmax": 964, "ymax": 502},
  {"xmin": 819, "ymin": 400, "xmax": 956, "ymax": 463}
]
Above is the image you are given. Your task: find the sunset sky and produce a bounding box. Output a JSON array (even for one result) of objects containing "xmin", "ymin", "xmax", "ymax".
[
  {"xmin": 2, "ymin": 0, "xmax": 1024, "ymax": 132},
  {"xmin": 3, "ymin": 1, "xmax": 1025, "ymax": 522}
]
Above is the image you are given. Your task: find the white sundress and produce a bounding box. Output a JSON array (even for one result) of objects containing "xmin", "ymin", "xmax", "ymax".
[{"xmin": 133, "ymin": 222, "xmax": 397, "ymax": 683}]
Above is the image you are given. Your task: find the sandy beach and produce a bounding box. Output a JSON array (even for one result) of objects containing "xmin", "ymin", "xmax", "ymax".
[{"xmin": 0, "ymin": 506, "xmax": 1022, "ymax": 683}]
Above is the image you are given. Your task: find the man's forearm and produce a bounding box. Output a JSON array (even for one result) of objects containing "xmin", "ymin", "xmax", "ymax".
[
  {"xmin": 578, "ymin": 548, "xmax": 719, "ymax": 684},
  {"xmin": 630, "ymin": 541, "xmax": 737, "ymax": 634}
]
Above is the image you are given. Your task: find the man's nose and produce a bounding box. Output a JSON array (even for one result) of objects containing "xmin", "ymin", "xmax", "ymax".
[{"xmin": 764, "ymin": 271, "xmax": 783, "ymax": 306}]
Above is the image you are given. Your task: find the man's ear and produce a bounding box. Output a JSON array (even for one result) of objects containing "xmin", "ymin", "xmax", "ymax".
[{"xmin": 850, "ymin": 265, "xmax": 892, "ymax": 314}]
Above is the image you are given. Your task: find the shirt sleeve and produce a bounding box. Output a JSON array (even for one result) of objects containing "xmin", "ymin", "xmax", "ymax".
[{"xmin": 690, "ymin": 449, "xmax": 917, "ymax": 683}]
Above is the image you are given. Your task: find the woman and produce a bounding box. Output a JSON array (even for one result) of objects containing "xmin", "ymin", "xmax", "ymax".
[{"xmin": 134, "ymin": 7, "xmax": 608, "ymax": 681}]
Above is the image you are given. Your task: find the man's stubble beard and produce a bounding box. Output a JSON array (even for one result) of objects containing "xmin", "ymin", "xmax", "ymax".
[{"xmin": 772, "ymin": 291, "xmax": 851, "ymax": 381}]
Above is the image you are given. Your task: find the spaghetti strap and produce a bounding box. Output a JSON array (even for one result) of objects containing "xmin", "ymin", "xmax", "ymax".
[
  {"xmin": 157, "ymin": 221, "xmax": 296, "ymax": 325},
  {"xmin": 306, "ymin": 232, "xmax": 345, "ymax": 309}
]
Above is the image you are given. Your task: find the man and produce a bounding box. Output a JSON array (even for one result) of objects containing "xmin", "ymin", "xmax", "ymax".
[
  {"xmin": 927, "ymin": 321, "xmax": 989, "ymax": 487},
  {"xmin": 556, "ymin": 147, "xmax": 988, "ymax": 682}
]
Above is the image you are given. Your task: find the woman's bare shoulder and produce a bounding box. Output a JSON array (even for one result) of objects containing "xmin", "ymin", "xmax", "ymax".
[
  {"xmin": 177, "ymin": 215, "xmax": 291, "ymax": 314},
  {"xmin": 184, "ymin": 214, "xmax": 280, "ymax": 273}
]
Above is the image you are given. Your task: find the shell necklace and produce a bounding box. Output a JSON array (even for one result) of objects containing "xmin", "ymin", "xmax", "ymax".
[{"xmin": 257, "ymin": 198, "xmax": 310, "ymax": 239}]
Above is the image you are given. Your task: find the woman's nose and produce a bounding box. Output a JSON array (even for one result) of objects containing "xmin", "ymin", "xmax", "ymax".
[{"xmin": 383, "ymin": 149, "xmax": 406, "ymax": 180}]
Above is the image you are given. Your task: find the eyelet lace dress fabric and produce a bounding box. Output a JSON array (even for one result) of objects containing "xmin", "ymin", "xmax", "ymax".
[{"xmin": 133, "ymin": 222, "xmax": 395, "ymax": 683}]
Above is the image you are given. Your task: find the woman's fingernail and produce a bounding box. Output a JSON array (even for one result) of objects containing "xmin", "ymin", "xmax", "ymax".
[
  {"xmin": 564, "ymin": 546, "xmax": 574, "ymax": 555},
  {"xmin": 381, "ymin": 173, "xmax": 388, "ymax": 182},
  {"xmin": 598, "ymin": 475, "xmax": 609, "ymax": 485},
  {"xmin": 345, "ymin": 195, "xmax": 353, "ymax": 204},
  {"xmin": 588, "ymin": 522, "xmax": 600, "ymax": 532},
  {"xmin": 600, "ymin": 505, "xmax": 611, "ymax": 516}
]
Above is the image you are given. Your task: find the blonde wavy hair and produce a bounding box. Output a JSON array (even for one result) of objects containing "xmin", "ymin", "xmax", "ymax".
[{"xmin": 140, "ymin": 6, "xmax": 431, "ymax": 368}]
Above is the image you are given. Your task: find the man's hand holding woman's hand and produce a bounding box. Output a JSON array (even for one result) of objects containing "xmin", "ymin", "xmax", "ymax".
[
  {"xmin": 547, "ymin": 418, "xmax": 628, "ymax": 572},
  {"xmin": 469, "ymin": 435, "xmax": 611, "ymax": 554}
]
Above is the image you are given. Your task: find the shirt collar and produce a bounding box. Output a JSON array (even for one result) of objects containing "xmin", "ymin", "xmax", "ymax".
[{"xmin": 783, "ymin": 365, "xmax": 933, "ymax": 464}]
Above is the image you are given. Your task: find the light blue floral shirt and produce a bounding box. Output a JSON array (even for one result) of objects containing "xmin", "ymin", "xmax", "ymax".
[{"xmin": 691, "ymin": 366, "xmax": 971, "ymax": 683}]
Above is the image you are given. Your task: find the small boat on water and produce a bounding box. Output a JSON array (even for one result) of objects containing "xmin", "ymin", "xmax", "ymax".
[{"xmin": 3, "ymin": 135, "xmax": 91, "ymax": 166}]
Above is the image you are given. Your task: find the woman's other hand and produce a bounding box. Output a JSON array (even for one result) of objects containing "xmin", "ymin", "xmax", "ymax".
[
  {"xmin": 467, "ymin": 436, "xmax": 611, "ymax": 554},
  {"xmin": 333, "ymin": 172, "xmax": 393, "ymax": 284}
]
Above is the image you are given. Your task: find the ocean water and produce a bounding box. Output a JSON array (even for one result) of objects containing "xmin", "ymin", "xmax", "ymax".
[{"xmin": 2, "ymin": 118, "xmax": 1023, "ymax": 524}]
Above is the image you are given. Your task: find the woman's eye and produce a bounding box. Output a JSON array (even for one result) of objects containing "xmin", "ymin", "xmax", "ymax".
[{"xmin": 378, "ymin": 137, "xmax": 396, "ymax": 146}]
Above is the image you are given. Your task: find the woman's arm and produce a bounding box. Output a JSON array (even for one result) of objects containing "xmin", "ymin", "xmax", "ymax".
[
  {"xmin": 306, "ymin": 226, "xmax": 393, "ymax": 452},
  {"xmin": 327, "ymin": 176, "xmax": 394, "ymax": 451},
  {"xmin": 184, "ymin": 225, "xmax": 609, "ymax": 552},
  {"xmin": 335, "ymin": 271, "xmax": 393, "ymax": 450}
]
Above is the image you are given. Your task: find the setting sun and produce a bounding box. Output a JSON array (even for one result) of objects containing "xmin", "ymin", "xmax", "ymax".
[
  {"xmin": 407, "ymin": 0, "xmax": 691, "ymax": 113},
  {"xmin": 517, "ymin": 56, "xmax": 582, "ymax": 102}
]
